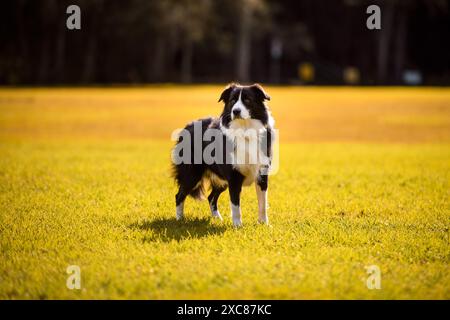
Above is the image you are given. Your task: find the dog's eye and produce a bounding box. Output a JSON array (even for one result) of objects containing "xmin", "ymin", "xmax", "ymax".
[
  {"xmin": 243, "ymin": 98, "xmax": 251, "ymax": 104},
  {"xmin": 229, "ymin": 99, "xmax": 236, "ymax": 105}
]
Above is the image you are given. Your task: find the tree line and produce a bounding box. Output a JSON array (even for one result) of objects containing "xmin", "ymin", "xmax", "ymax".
[{"xmin": 1, "ymin": 0, "xmax": 448, "ymax": 85}]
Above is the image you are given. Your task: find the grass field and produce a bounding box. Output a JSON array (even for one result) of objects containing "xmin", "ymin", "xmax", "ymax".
[{"xmin": 0, "ymin": 86, "xmax": 449, "ymax": 299}]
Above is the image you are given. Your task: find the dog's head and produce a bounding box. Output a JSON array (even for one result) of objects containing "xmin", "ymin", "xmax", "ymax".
[{"xmin": 218, "ymin": 83, "xmax": 272, "ymax": 128}]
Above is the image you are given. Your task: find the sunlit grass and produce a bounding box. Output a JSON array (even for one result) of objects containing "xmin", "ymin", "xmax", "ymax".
[
  {"xmin": 1, "ymin": 86, "xmax": 449, "ymax": 142},
  {"xmin": 0, "ymin": 86, "xmax": 449, "ymax": 299}
]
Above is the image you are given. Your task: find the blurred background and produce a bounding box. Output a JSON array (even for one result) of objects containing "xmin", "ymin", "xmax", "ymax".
[{"xmin": 1, "ymin": 0, "xmax": 449, "ymax": 86}]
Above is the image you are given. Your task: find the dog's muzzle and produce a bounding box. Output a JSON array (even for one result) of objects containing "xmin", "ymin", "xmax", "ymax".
[{"xmin": 232, "ymin": 108, "xmax": 242, "ymax": 119}]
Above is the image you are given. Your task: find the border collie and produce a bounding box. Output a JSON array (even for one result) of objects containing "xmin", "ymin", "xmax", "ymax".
[{"xmin": 172, "ymin": 83, "xmax": 275, "ymax": 227}]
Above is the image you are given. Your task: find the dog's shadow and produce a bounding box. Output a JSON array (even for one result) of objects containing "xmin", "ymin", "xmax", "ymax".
[{"xmin": 129, "ymin": 216, "xmax": 227, "ymax": 242}]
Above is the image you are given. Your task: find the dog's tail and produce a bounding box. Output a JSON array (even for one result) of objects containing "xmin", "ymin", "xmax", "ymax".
[
  {"xmin": 189, "ymin": 182, "xmax": 207, "ymax": 201},
  {"xmin": 187, "ymin": 170, "xmax": 227, "ymax": 201}
]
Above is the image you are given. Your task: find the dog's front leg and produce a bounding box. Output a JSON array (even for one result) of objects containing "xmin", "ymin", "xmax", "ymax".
[
  {"xmin": 228, "ymin": 172, "xmax": 244, "ymax": 227},
  {"xmin": 256, "ymin": 173, "xmax": 269, "ymax": 224}
]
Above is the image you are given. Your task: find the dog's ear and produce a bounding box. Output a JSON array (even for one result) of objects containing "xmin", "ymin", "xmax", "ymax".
[
  {"xmin": 250, "ymin": 83, "xmax": 271, "ymax": 101},
  {"xmin": 218, "ymin": 83, "xmax": 238, "ymax": 103}
]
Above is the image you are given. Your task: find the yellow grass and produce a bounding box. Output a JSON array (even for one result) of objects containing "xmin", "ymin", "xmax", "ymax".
[
  {"xmin": 1, "ymin": 86, "xmax": 449, "ymax": 142},
  {"xmin": 0, "ymin": 86, "xmax": 449, "ymax": 299}
]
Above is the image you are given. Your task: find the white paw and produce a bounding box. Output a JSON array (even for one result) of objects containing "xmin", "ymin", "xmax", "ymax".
[
  {"xmin": 211, "ymin": 210, "xmax": 223, "ymax": 220},
  {"xmin": 176, "ymin": 204, "xmax": 184, "ymax": 220},
  {"xmin": 258, "ymin": 216, "xmax": 269, "ymax": 225},
  {"xmin": 233, "ymin": 218, "xmax": 242, "ymax": 227},
  {"xmin": 230, "ymin": 203, "xmax": 242, "ymax": 227}
]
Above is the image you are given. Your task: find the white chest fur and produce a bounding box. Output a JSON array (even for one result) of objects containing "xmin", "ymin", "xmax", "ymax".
[{"xmin": 222, "ymin": 119, "xmax": 270, "ymax": 186}]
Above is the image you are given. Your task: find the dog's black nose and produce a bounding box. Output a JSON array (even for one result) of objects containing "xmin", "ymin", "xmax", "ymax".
[{"xmin": 232, "ymin": 109, "xmax": 241, "ymax": 116}]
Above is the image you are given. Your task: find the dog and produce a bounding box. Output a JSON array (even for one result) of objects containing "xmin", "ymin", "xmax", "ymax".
[{"xmin": 172, "ymin": 83, "xmax": 275, "ymax": 227}]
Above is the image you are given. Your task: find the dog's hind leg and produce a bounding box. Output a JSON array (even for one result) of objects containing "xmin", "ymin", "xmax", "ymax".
[
  {"xmin": 207, "ymin": 187, "xmax": 226, "ymax": 220},
  {"xmin": 174, "ymin": 168, "xmax": 204, "ymax": 220},
  {"xmin": 175, "ymin": 188, "xmax": 188, "ymax": 220}
]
